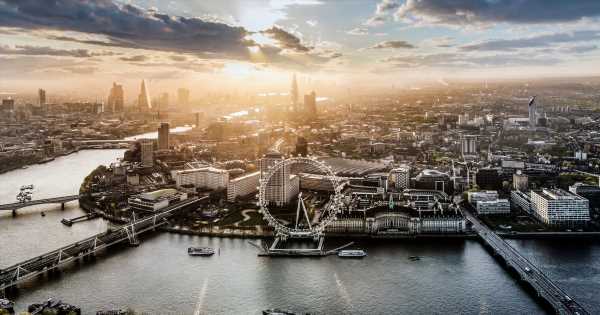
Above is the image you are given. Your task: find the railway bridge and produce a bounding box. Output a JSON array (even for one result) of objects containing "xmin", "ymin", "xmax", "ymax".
[
  {"xmin": 462, "ymin": 208, "xmax": 589, "ymax": 315},
  {"xmin": 0, "ymin": 196, "xmax": 204, "ymax": 293}
]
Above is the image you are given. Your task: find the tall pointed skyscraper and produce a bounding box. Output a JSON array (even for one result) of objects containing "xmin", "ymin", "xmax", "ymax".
[
  {"xmin": 528, "ymin": 96, "xmax": 537, "ymax": 128},
  {"xmin": 138, "ymin": 79, "xmax": 151, "ymax": 111},
  {"xmin": 291, "ymin": 74, "xmax": 298, "ymax": 112}
]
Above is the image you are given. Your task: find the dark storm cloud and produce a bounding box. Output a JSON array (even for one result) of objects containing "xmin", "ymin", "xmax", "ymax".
[
  {"xmin": 261, "ymin": 26, "xmax": 311, "ymax": 52},
  {"xmin": 460, "ymin": 30, "xmax": 600, "ymax": 51},
  {"xmin": 0, "ymin": 45, "xmax": 116, "ymax": 57},
  {"xmin": 0, "ymin": 0, "xmax": 252, "ymax": 58},
  {"xmin": 369, "ymin": 40, "xmax": 415, "ymax": 49},
  {"xmin": 397, "ymin": 0, "xmax": 600, "ymax": 25}
]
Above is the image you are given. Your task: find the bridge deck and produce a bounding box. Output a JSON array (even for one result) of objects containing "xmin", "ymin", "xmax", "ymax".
[
  {"xmin": 462, "ymin": 209, "xmax": 589, "ymax": 315},
  {"xmin": 0, "ymin": 195, "xmax": 80, "ymax": 211},
  {"xmin": 0, "ymin": 197, "xmax": 203, "ymax": 291}
]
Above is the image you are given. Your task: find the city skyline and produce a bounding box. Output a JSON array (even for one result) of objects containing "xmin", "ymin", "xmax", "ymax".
[{"xmin": 2, "ymin": 0, "xmax": 600, "ymax": 95}]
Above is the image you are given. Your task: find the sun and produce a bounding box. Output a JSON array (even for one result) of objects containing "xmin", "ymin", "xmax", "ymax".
[{"xmin": 222, "ymin": 62, "xmax": 256, "ymax": 77}]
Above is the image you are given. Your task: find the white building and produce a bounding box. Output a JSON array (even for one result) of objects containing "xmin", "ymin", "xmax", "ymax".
[
  {"xmin": 128, "ymin": 188, "xmax": 187, "ymax": 212},
  {"xmin": 389, "ymin": 166, "xmax": 410, "ymax": 190},
  {"xmin": 511, "ymin": 190, "xmax": 531, "ymax": 214},
  {"xmin": 260, "ymin": 151, "xmax": 299, "ymax": 206},
  {"xmin": 476, "ymin": 199, "xmax": 510, "ymax": 215},
  {"xmin": 227, "ymin": 171, "xmax": 260, "ymax": 202},
  {"xmin": 467, "ymin": 191, "xmax": 499, "ymax": 205},
  {"xmin": 174, "ymin": 167, "xmax": 229, "ymax": 190},
  {"xmin": 530, "ymin": 189, "xmax": 590, "ymax": 225}
]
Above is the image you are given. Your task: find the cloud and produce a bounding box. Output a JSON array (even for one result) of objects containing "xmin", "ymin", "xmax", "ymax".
[
  {"xmin": 563, "ymin": 44, "xmax": 597, "ymax": 54},
  {"xmin": 396, "ymin": 0, "xmax": 600, "ymax": 26},
  {"xmin": 306, "ymin": 20, "xmax": 318, "ymax": 27},
  {"xmin": 119, "ymin": 55, "xmax": 149, "ymax": 62},
  {"xmin": 346, "ymin": 27, "xmax": 369, "ymax": 36},
  {"xmin": 0, "ymin": 44, "xmax": 116, "ymax": 57},
  {"xmin": 365, "ymin": 0, "xmax": 400, "ymax": 26},
  {"xmin": 0, "ymin": 55, "xmax": 96, "ymax": 76},
  {"xmin": 261, "ymin": 26, "xmax": 311, "ymax": 52},
  {"xmin": 369, "ymin": 40, "xmax": 415, "ymax": 49},
  {"xmin": 460, "ymin": 30, "xmax": 600, "ymax": 51},
  {"xmin": 422, "ymin": 36, "xmax": 454, "ymax": 48},
  {"xmin": 0, "ymin": 0, "xmax": 252, "ymax": 58},
  {"xmin": 380, "ymin": 52, "xmax": 562, "ymax": 68}
]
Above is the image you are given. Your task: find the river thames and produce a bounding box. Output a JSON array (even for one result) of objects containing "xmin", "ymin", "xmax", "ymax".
[{"xmin": 1, "ymin": 149, "xmax": 599, "ymax": 314}]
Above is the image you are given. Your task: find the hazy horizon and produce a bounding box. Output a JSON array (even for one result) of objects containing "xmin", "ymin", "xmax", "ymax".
[{"xmin": 2, "ymin": 0, "xmax": 600, "ymax": 97}]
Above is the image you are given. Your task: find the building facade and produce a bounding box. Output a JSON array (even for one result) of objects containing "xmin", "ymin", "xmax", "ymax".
[
  {"xmin": 227, "ymin": 171, "xmax": 260, "ymax": 202},
  {"xmin": 174, "ymin": 167, "xmax": 229, "ymax": 190},
  {"xmin": 530, "ymin": 188, "xmax": 590, "ymax": 225}
]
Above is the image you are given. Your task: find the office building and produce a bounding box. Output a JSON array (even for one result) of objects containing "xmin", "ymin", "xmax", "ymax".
[
  {"xmin": 158, "ymin": 122, "xmax": 169, "ymax": 150},
  {"xmin": 1, "ymin": 98, "xmax": 15, "ymax": 111},
  {"xmin": 304, "ymin": 91, "xmax": 317, "ymax": 118},
  {"xmin": 174, "ymin": 167, "xmax": 229, "ymax": 190},
  {"xmin": 513, "ymin": 172, "xmax": 529, "ymax": 191},
  {"xmin": 294, "ymin": 137, "xmax": 308, "ymax": 156},
  {"xmin": 414, "ymin": 169, "xmax": 452, "ymax": 194},
  {"xmin": 467, "ymin": 190, "xmax": 499, "ymax": 205},
  {"xmin": 107, "ymin": 82, "xmax": 124, "ymax": 112},
  {"xmin": 128, "ymin": 189, "xmax": 187, "ymax": 212},
  {"xmin": 178, "ymin": 88, "xmax": 190, "ymax": 107},
  {"xmin": 260, "ymin": 150, "xmax": 299, "ymax": 206},
  {"xmin": 140, "ymin": 139, "xmax": 154, "ymax": 167},
  {"xmin": 528, "ymin": 96, "xmax": 537, "ymax": 128},
  {"xmin": 138, "ymin": 79, "xmax": 152, "ymax": 111},
  {"xmin": 475, "ymin": 168, "xmax": 502, "ymax": 190},
  {"xmin": 38, "ymin": 89, "xmax": 46, "ymax": 107},
  {"xmin": 476, "ymin": 199, "xmax": 510, "ymax": 215},
  {"xmin": 390, "ymin": 166, "xmax": 410, "ymax": 190},
  {"xmin": 511, "ymin": 190, "xmax": 532, "ymax": 214},
  {"xmin": 569, "ymin": 182, "xmax": 600, "ymax": 210},
  {"xmin": 227, "ymin": 171, "xmax": 260, "ymax": 202},
  {"xmin": 158, "ymin": 92, "xmax": 169, "ymax": 110},
  {"xmin": 530, "ymin": 189, "xmax": 590, "ymax": 225}
]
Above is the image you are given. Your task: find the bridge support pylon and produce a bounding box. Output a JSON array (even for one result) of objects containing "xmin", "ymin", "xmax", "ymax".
[
  {"xmin": 61, "ymin": 203, "xmax": 65, "ymax": 210},
  {"xmin": 11, "ymin": 209, "xmax": 16, "ymax": 217}
]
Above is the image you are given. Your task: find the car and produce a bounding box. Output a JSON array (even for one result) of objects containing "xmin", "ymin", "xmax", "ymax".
[{"xmin": 524, "ymin": 267, "xmax": 532, "ymax": 273}]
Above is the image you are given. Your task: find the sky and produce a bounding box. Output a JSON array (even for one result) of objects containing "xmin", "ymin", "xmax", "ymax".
[{"xmin": 2, "ymin": 0, "xmax": 600, "ymax": 96}]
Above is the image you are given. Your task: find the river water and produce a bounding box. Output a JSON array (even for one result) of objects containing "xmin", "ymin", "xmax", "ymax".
[{"xmin": 0, "ymin": 150, "xmax": 597, "ymax": 314}]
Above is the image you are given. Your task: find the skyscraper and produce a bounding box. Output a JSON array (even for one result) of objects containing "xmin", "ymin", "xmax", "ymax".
[
  {"xmin": 177, "ymin": 88, "xmax": 190, "ymax": 107},
  {"xmin": 158, "ymin": 122, "xmax": 169, "ymax": 150},
  {"xmin": 291, "ymin": 74, "xmax": 298, "ymax": 112},
  {"xmin": 138, "ymin": 80, "xmax": 151, "ymax": 111},
  {"xmin": 304, "ymin": 91, "xmax": 317, "ymax": 119},
  {"xmin": 107, "ymin": 83, "xmax": 124, "ymax": 112},
  {"xmin": 528, "ymin": 96, "xmax": 537, "ymax": 128},
  {"xmin": 38, "ymin": 89, "xmax": 46, "ymax": 107},
  {"xmin": 140, "ymin": 139, "xmax": 154, "ymax": 167},
  {"xmin": 158, "ymin": 92, "xmax": 169, "ymax": 110}
]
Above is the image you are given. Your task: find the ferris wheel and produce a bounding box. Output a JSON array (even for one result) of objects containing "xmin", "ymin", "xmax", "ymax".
[{"xmin": 258, "ymin": 157, "xmax": 344, "ymax": 240}]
